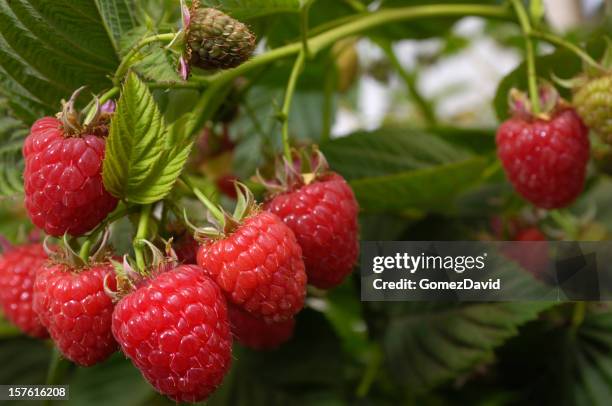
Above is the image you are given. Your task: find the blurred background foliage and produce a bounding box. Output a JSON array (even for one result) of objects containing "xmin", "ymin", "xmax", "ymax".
[{"xmin": 1, "ymin": 0, "xmax": 612, "ymax": 405}]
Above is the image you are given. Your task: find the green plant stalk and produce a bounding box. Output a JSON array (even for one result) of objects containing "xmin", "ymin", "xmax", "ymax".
[
  {"xmin": 188, "ymin": 4, "xmax": 512, "ymax": 136},
  {"xmin": 193, "ymin": 188, "xmax": 224, "ymax": 221},
  {"xmin": 308, "ymin": 4, "xmax": 511, "ymax": 54},
  {"xmin": 321, "ymin": 56, "xmax": 337, "ymax": 143},
  {"xmin": 187, "ymin": 80, "xmax": 234, "ymax": 136},
  {"xmin": 81, "ymin": 86, "xmax": 119, "ymax": 125},
  {"xmin": 378, "ymin": 40, "xmax": 437, "ymax": 126},
  {"xmin": 44, "ymin": 347, "xmax": 70, "ymax": 405},
  {"xmin": 78, "ymin": 204, "xmax": 131, "ymax": 261},
  {"xmin": 134, "ymin": 204, "xmax": 152, "ymax": 272},
  {"xmin": 356, "ymin": 345, "xmax": 382, "ymax": 398},
  {"xmin": 530, "ymin": 30, "xmax": 603, "ymax": 71},
  {"xmin": 88, "ymin": 69, "xmax": 202, "ymax": 123},
  {"xmin": 343, "ymin": 0, "xmax": 367, "ymax": 12},
  {"xmin": 180, "ymin": 175, "xmax": 224, "ymax": 221},
  {"xmin": 300, "ymin": 0, "xmax": 315, "ymax": 58},
  {"xmin": 549, "ymin": 209, "xmax": 579, "ymax": 239},
  {"xmin": 98, "ymin": 87, "xmax": 119, "ymax": 105},
  {"xmin": 160, "ymin": 201, "xmax": 169, "ymax": 232},
  {"xmin": 146, "ymin": 80, "xmax": 206, "ymax": 89},
  {"xmin": 78, "ymin": 239, "xmax": 93, "ymax": 263},
  {"xmin": 511, "ymin": 0, "xmax": 540, "ymax": 114},
  {"xmin": 281, "ymin": 50, "xmax": 307, "ymax": 160},
  {"xmin": 113, "ymin": 33, "xmax": 176, "ymax": 85},
  {"xmin": 309, "ymin": 12, "xmax": 364, "ymax": 38}
]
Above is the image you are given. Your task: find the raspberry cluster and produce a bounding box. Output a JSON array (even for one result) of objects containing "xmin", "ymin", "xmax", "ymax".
[
  {"xmin": 3, "ymin": 121, "xmax": 360, "ymax": 403},
  {"xmin": 0, "ymin": 29, "xmax": 365, "ymax": 396}
]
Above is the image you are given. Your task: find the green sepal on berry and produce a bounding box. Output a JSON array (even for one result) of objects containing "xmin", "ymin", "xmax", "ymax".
[
  {"xmin": 105, "ymin": 240, "xmax": 179, "ymax": 301},
  {"xmin": 56, "ymin": 86, "xmax": 115, "ymax": 137},
  {"xmin": 256, "ymin": 146, "xmax": 330, "ymax": 196},
  {"xmin": 507, "ymin": 82, "xmax": 568, "ymax": 121},
  {"xmin": 44, "ymin": 229, "xmax": 112, "ymax": 269},
  {"xmin": 185, "ymin": 182, "xmax": 258, "ymax": 240}
]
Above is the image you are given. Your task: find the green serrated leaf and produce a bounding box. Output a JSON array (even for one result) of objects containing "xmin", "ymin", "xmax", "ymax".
[
  {"xmin": 348, "ymin": 157, "xmax": 489, "ymax": 213},
  {"xmin": 119, "ymin": 26, "xmax": 180, "ymax": 83},
  {"xmin": 320, "ymin": 128, "xmax": 476, "ymax": 181},
  {"xmin": 0, "ymin": 99, "xmax": 27, "ymax": 197},
  {"xmin": 569, "ymin": 310, "xmax": 612, "ymax": 406},
  {"xmin": 0, "ymin": 0, "xmax": 120, "ymax": 123},
  {"xmin": 125, "ymin": 113, "xmax": 193, "ymax": 203},
  {"xmin": 385, "ymin": 302, "xmax": 552, "ymax": 393},
  {"xmin": 103, "ymin": 73, "xmax": 192, "ymax": 204},
  {"xmin": 95, "ymin": 0, "xmax": 137, "ymax": 52},
  {"xmin": 498, "ymin": 306, "xmax": 612, "ymax": 406}
]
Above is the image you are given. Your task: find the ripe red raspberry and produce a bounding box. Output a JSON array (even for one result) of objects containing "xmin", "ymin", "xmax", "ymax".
[
  {"xmin": 33, "ymin": 262, "xmax": 117, "ymax": 366},
  {"xmin": 228, "ymin": 304, "xmax": 294, "ymax": 350},
  {"xmin": 197, "ymin": 211, "xmax": 306, "ymax": 323},
  {"xmin": 112, "ymin": 265, "xmax": 231, "ymax": 403},
  {"xmin": 496, "ymin": 108, "xmax": 589, "ymax": 209},
  {"xmin": 0, "ymin": 244, "xmax": 49, "ymax": 338},
  {"xmin": 264, "ymin": 172, "xmax": 359, "ymax": 289},
  {"xmin": 23, "ymin": 117, "xmax": 118, "ymax": 236}
]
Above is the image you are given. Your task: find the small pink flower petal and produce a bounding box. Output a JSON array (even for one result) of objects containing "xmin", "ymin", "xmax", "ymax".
[
  {"xmin": 181, "ymin": 1, "xmax": 190, "ymax": 28},
  {"xmin": 101, "ymin": 100, "xmax": 116, "ymax": 114},
  {"xmin": 179, "ymin": 56, "xmax": 190, "ymax": 80}
]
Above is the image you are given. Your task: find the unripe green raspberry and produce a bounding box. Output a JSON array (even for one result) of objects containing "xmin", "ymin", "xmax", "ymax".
[
  {"xmin": 573, "ymin": 74, "xmax": 612, "ymax": 143},
  {"xmin": 187, "ymin": 7, "xmax": 256, "ymax": 70}
]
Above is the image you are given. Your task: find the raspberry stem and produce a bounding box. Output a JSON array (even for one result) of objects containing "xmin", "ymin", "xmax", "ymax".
[
  {"xmin": 356, "ymin": 345, "xmax": 382, "ymax": 398},
  {"xmin": 44, "ymin": 346, "xmax": 70, "ymax": 404},
  {"xmin": 530, "ymin": 30, "xmax": 603, "ymax": 71},
  {"xmin": 378, "ymin": 39, "xmax": 437, "ymax": 126},
  {"xmin": 343, "ymin": 0, "xmax": 366, "ymax": 11},
  {"xmin": 186, "ymin": 4, "xmax": 512, "ymax": 137},
  {"xmin": 98, "ymin": 87, "xmax": 119, "ymax": 105},
  {"xmin": 281, "ymin": 50, "xmax": 306, "ymax": 161},
  {"xmin": 78, "ymin": 204, "xmax": 132, "ymax": 261},
  {"xmin": 179, "ymin": 175, "xmax": 225, "ymax": 225},
  {"xmin": 321, "ymin": 55, "xmax": 336, "ymax": 143},
  {"xmin": 113, "ymin": 33, "xmax": 176, "ymax": 85},
  {"xmin": 300, "ymin": 0, "xmax": 316, "ymax": 58},
  {"xmin": 510, "ymin": 0, "xmax": 540, "ymax": 114},
  {"xmin": 548, "ymin": 209, "xmax": 580, "ymax": 239},
  {"xmin": 134, "ymin": 204, "xmax": 152, "ymax": 272}
]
